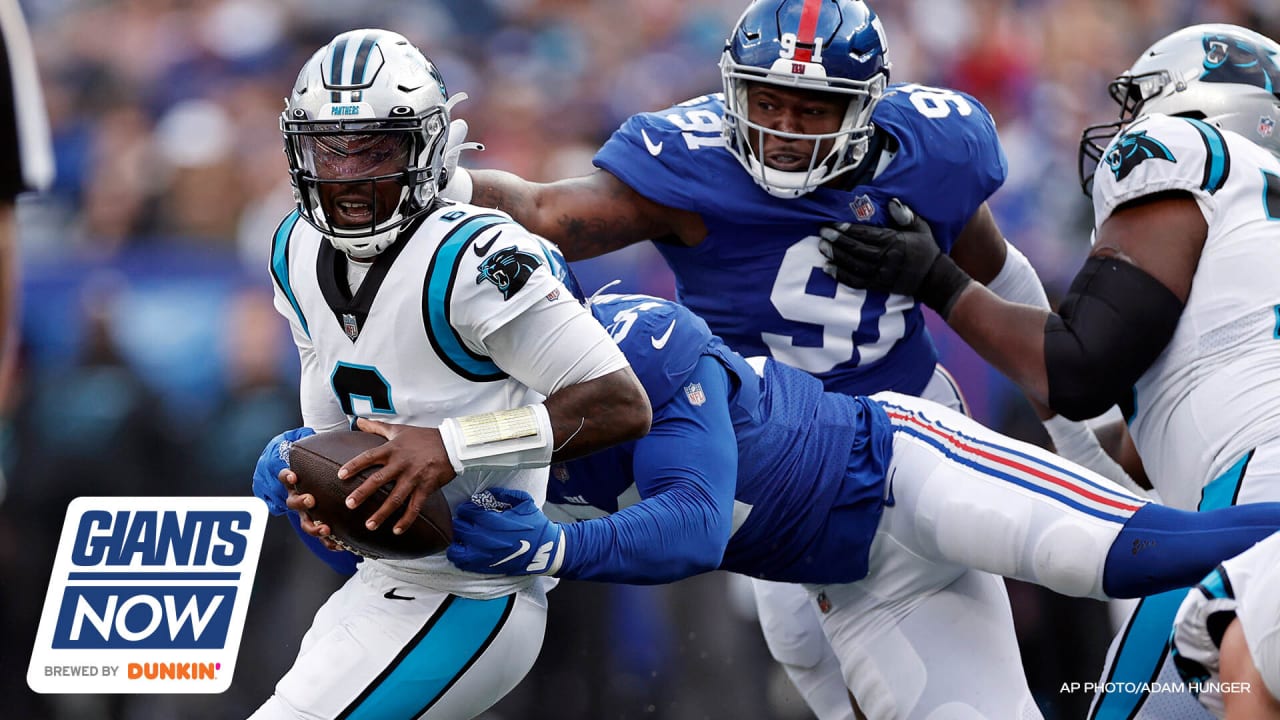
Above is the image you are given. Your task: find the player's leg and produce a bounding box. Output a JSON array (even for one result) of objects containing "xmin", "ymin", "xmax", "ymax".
[
  {"xmin": 813, "ymin": 560, "xmax": 1041, "ymax": 719},
  {"xmin": 874, "ymin": 392, "xmax": 1280, "ymax": 602},
  {"xmin": 750, "ymin": 578, "xmax": 857, "ymax": 720},
  {"xmin": 250, "ymin": 565, "xmax": 546, "ymax": 720}
]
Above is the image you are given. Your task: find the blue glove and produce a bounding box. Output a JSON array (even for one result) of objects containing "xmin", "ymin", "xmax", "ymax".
[
  {"xmin": 251, "ymin": 427, "xmax": 315, "ymax": 515},
  {"xmin": 448, "ymin": 488, "xmax": 565, "ymax": 576}
]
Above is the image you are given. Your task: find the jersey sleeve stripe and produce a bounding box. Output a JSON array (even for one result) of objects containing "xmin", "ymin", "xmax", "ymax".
[
  {"xmin": 1186, "ymin": 117, "xmax": 1232, "ymax": 194},
  {"xmin": 270, "ymin": 210, "xmax": 309, "ymax": 338},
  {"xmin": 422, "ymin": 214, "xmax": 509, "ymax": 382}
]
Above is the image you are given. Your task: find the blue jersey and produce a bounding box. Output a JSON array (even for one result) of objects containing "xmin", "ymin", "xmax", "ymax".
[
  {"xmin": 593, "ymin": 85, "xmax": 1007, "ymax": 398},
  {"xmin": 548, "ymin": 294, "xmax": 894, "ymax": 584}
]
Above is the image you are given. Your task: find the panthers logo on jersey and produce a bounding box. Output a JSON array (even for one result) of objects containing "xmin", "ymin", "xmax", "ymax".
[
  {"xmin": 476, "ymin": 246, "xmax": 543, "ymax": 301},
  {"xmin": 1202, "ymin": 33, "xmax": 1280, "ymax": 92},
  {"xmin": 1107, "ymin": 129, "xmax": 1176, "ymax": 181}
]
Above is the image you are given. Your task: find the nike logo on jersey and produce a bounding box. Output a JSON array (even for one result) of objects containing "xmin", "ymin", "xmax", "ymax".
[
  {"xmin": 651, "ymin": 320, "xmax": 677, "ymax": 349},
  {"xmin": 473, "ymin": 230, "xmax": 502, "ymax": 256},
  {"xmin": 641, "ymin": 129, "xmax": 663, "ymax": 156},
  {"xmin": 491, "ymin": 540, "xmax": 531, "ymax": 567},
  {"xmin": 383, "ymin": 588, "xmax": 415, "ymax": 601}
]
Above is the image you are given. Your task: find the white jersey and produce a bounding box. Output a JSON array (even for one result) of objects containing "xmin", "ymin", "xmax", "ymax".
[
  {"xmin": 1092, "ymin": 113, "xmax": 1280, "ymax": 509},
  {"xmin": 269, "ymin": 202, "xmax": 618, "ymax": 598},
  {"xmin": 1172, "ymin": 531, "xmax": 1280, "ymax": 717}
]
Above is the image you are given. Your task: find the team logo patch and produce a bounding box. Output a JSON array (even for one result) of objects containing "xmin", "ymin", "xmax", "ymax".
[
  {"xmin": 27, "ymin": 497, "xmax": 267, "ymax": 694},
  {"xmin": 552, "ymin": 464, "xmax": 570, "ymax": 482},
  {"xmin": 684, "ymin": 382, "xmax": 706, "ymax": 406},
  {"xmin": 475, "ymin": 246, "xmax": 543, "ymax": 301},
  {"xmin": 1260, "ymin": 116, "xmax": 1276, "ymax": 138},
  {"xmin": 851, "ymin": 194, "xmax": 877, "ymax": 221},
  {"xmin": 1106, "ymin": 129, "xmax": 1176, "ymax": 182}
]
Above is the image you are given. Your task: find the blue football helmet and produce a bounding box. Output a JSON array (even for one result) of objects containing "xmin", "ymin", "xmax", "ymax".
[
  {"xmin": 282, "ymin": 29, "xmax": 452, "ymax": 258},
  {"xmin": 1079, "ymin": 24, "xmax": 1280, "ymax": 195},
  {"xmin": 720, "ymin": 0, "xmax": 891, "ymax": 198}
]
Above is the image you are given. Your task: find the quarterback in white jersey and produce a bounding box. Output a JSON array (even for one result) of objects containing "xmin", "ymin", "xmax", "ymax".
[
  {"xmin": 251, "ymin": 29, "xmax": 649, "ymax": 720},
  {"xmin": 1173, "ymin": 532, "xmax": 1280, "ymax": 718},
  {"xmin": 817, "ymin": 22, "xmax": 1280, "ymax": 720}
]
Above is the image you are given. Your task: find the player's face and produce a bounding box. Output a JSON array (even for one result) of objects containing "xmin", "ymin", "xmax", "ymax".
[
  {"xmin": 744, "ymin": 83, "xmax": 848, "ymax": 171},
  {"xmin": 309, "ymin": 132, "xmax": 412, "ymax": 230}
]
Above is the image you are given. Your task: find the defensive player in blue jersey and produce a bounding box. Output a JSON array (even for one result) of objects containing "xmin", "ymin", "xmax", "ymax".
[
  {"xmin": 268, "ymin": 290, "xmax": 1280, "ymax": 719},
  {"xmin": 439, "ymin": 1, "xmax": 1138, "ymax": 713}
]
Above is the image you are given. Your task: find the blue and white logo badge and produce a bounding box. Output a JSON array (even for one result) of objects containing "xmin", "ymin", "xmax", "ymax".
[{"xmin": 27, "ymin": 497, "xmax": 268, "ymax": 694}]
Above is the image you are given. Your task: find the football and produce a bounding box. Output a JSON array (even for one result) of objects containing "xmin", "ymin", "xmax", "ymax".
[{"xmin": 288, "ymin": 430, "xmax": 453, "ymax": 560}]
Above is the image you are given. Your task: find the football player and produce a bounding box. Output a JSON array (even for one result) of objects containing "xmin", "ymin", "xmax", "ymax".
[
  {"xmin": 1173, "ymin": 532, "xmax": 1280, "ymax": 719},
  {"xmin": 439, "ymin": 1, "xmax": 1137, "ymax": 715},
  {"xmin": 819, "ymin": 23, "xmax": 1280, "ymax": 720},
  {"xmin": 278, "ymin": 289, "xmax": 1280, "ymax": 719},
  {"xmin": 252, "ymin": 29, "xmax": 650, "ymax": 720}
]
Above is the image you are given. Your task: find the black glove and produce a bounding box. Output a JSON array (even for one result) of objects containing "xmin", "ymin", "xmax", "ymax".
[{"xmin": 818, "ymin": 198, "xmax": 973, "ymax": 317}]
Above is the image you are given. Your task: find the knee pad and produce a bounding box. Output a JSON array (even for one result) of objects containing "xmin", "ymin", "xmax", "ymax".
[{"xmin": 1032, "ymin": 518, "xmax": 1110, "ymax": 598}]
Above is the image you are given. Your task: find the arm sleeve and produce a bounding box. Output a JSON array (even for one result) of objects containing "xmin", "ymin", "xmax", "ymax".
[
  {"xmin": 556, "ymin": 356, "xmax": 737, "ymax": 583},
  {"xmin": 984, "ymin": 240, "xmax": 1050, "ymax": 310}
]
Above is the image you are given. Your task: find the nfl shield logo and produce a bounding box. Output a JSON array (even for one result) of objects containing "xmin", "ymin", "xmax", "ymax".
[
  {"xmin": 817, "ymin": 591, "xmax": 832, "ymax": 614},
  {"xmin": 1259, "ymin": 116, "xmax": 1275, "ymax": 138},
  {"xmin": 552, "ymin": 464, "xmax": 570, "ymax": 482},
  {"xmin": 684, "ymin": 382, "xmax": 706, "ymax": 406},
  {"xmin": 852, "ymin": 195, "xmax": 876, "ymax": 221},
  {"xmin": 342, "ymin": 313, "xmax": 360, "ymax": 341}
]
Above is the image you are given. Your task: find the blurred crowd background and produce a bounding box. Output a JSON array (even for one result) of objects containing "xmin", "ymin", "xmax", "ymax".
[{"xmin": 5, "ymin": 0, "xmax": 1280, "ymax": 718}]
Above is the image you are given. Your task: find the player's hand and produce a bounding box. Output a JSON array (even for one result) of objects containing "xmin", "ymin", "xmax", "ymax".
[
  {"xmin": 252, "ymin": 426, "xmax": 315, "ymax": 515},
  {"xmin": 278, "ymin": 469, "xmax": 358, "ymax": 573},
  {"xmin": 818, "ymin": 198, "xmax": 973, "ymax": 316},
  {"xmin": 339, "ymin": 417, "xmax": 458, "ymax": 536},
  {"xmin": 448, "ymin": 489, "xmax": 566, "ymax": 576},
  {"xmin": 438, "ymin": 92, "xmax": 484, "ymax": 203}
]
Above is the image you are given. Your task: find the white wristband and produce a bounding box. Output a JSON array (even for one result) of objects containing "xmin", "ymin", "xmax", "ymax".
[
  {"xmin": 440, "ymin": 166, "xmax": 474, "ymax": 204},
  {"xmin": 438, "ymin": 403, "xmax": 553, "ymax": 474}
]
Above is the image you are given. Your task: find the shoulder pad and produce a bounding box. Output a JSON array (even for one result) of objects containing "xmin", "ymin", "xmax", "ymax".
[
  {"xmin": 1091, "ymin": 114, "xmax": 1230, "ymax": 225},
  {"xmin": 870, "ymin": 85, "xmax": 1007, "ymax": 244},
  {"xmin": 593, "ymin": 95, "xmax": 741, "ymax": 213},
  {"xmin": 590, "ymin": 294, "xmax": 714, "ymax": 408}
]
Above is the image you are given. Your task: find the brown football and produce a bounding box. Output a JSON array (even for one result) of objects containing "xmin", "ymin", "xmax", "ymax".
[{"xmin": 288, "ymin": 430, "xmax": 452, "ymax": 560}]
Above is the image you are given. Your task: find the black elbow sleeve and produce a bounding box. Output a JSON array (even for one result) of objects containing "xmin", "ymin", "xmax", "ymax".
[{"xmin": 1044, "ymin": 257, "xmax": 1183, "ymax": 420}]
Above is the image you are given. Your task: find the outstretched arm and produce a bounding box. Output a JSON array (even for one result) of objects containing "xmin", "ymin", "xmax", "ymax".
[
  {"xmin": 449, "ymin": 355, "xmax": 739, "ymax": 583},
  {"xmin": 466, "ymin": 168, "xmax": 702, "ymax": 260}
]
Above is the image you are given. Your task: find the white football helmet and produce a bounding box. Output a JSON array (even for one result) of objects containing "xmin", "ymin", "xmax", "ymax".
[
  {"xmin": 282, "ymin": 29, "xmax": 451, "ymax": 258},
  {"xmin": 1079, "ymin": 24, "xmax": 1280, "ymax": 193}
]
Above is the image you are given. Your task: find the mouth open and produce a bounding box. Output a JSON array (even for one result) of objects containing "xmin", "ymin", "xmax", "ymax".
[
  {"xmin": 765, "ymin": 146, "xmax": 811, "ymax": 172},
  {"xmin": 331, "ymin": 197, "xmax": 376, "ymax": 227}
]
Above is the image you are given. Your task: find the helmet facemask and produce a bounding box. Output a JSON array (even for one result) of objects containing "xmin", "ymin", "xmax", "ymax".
[
  {"xmin": 721, "ymin": 52, "xmax": 886, "ymax": 199},
  {"xmin": 283, "ymin": 110, "xmax": 447, "ymax": 258}
]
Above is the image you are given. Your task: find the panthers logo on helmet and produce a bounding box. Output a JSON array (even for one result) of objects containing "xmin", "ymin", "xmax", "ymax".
[
  {"xmin": 476, "ymin": 247, "xmax": 543, "ymax": 301},
  {"xmin": 1201, "ymin": 33, "xmax": 1280, "ymax": 93},
  {"xmin": 1106, "ymin": 129, "xmax": 1176, "ymax": 181}
]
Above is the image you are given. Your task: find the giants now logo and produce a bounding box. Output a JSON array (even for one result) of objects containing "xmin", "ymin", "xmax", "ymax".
[{"xmin": 27, "ymin": 497, "xmax": 267, "ymax": 694}]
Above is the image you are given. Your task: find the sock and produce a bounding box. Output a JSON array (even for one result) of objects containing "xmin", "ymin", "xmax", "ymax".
[{"xmin": 1102, "ymin": 502, "xmax": 1280, "ymax": 598}]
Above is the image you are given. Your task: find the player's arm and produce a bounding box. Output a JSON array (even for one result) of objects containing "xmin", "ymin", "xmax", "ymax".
[
  {"xmin": 464, "ymin": 168, "xmax": 694, "ymax": 260},
  {"xmin": 1221, "ymin": 618, "xmax": 1280, "ymax": 719},
  {"xmin": 448, "ymin": 355, "xmax": 738, "ymax": 582},
  {"xmin": 821, "ymin": 192, "xmax": 1200, "ymax": 421}
]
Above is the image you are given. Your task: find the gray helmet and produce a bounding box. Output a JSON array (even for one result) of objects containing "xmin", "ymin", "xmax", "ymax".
[
  {"xmin": 1079, "ymin": 24, "xmax": 1280, "ymax": 194},
  {"xmin": 281, "ymin": 29, "xmax": 451, "ymax": 257}
]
